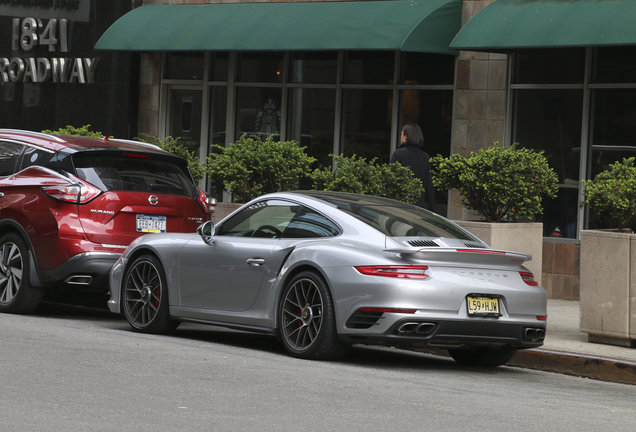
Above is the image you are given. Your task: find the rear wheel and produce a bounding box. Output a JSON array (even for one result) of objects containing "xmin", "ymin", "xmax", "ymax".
[
  {"xmin": 279, "ymin": 271, "xmax": 350, "ymax": 360},
  {"xmin": 448, "ymin": 346, "xmax": 516, "ymax": 367},
  {"xmin": 123, "ymin": 254, "xmax": 179, "ymax": 334},
  {"xmin": 0, "ymin": 233, "xmax": 43, "ymax": 314}
]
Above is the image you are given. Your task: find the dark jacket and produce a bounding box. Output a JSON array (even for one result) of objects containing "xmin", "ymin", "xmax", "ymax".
[{"xmin": 390, "ymin": 144, "xmax": 436, "ymax": 212}]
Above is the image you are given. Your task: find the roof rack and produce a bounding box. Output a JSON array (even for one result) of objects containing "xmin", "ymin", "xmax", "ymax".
[{"xmin": 0, "ymin": 129, "xmax": 66, "ymax": 143}]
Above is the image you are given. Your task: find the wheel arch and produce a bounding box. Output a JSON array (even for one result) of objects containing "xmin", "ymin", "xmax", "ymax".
[
  {"xmin": 119, "ymin": 246, "xmax": 175, "ymax": 306},
  {"xmin": 0, "ymin": 219, "xmax": 44, "ymax": 287}
]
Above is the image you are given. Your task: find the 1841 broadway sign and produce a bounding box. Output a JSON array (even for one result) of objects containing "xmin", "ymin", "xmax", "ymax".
[{"xmin": 0, "ymin": 0, "xmax": 97, "ymax": 84}]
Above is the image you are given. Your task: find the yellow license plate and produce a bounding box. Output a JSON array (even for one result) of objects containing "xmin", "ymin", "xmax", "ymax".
[{"xmin": 466, "ymin": 296, "xmax": 500, "ymax": 316}]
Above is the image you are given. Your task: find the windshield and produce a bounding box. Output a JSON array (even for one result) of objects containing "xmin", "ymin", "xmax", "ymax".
[
  {"xmin": 72, "ymin": 153, "xmax": 197, "ymax": 198},
  {"xmin": 305, "ymin": 192, "xmax": 475, "ymax": 240}
]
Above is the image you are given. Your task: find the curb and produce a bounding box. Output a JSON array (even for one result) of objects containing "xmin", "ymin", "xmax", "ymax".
[
  {"xmin": 414, "ymin": 347, "xmax": 636, "ymax": 385},
  {"xmin": 509, "ymin": 348, "xmax": 636, "ymax": 385}
]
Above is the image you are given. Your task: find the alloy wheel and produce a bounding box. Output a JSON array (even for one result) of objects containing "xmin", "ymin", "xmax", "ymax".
[
  {"xmin": 281, "ymin": 277, "xmax": 324, "ymax": 350},
  {"xmin": 0, "ymin": 242, "xmax": 23, "ymax": 305},
  {"xmin": 124, "ymin": 259, "xmax": 162, "ymax": 327}
]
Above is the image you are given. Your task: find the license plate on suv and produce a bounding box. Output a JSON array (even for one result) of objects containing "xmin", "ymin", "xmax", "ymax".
[
  {"xmin": 136, "ymin": 214, "xmax": 167, "ymax": 233},
  {"xmin": 466, "ymin": 295, "xmax": 500, "ymax": 316}
]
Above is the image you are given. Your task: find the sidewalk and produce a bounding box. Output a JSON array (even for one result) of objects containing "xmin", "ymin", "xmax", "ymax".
[{"xmin": 509, "ymin": 299, "xmax": 636, "ymax": 385}]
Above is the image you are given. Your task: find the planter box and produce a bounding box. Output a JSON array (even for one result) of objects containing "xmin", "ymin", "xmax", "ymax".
[
  {"xmin": 453, "ymin": 221, "xmax": 543, "ymax": 286},
  {"xmin": 212, "ymin": 202, "xmax": 243, "ymax": 224},
  {"xmin": 579, "ymin": 230, "xmax": 636, "ymax": 348}
]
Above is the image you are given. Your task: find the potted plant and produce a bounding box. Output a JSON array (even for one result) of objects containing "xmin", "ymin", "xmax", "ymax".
[
  {"xmin": 579, "ymin": 157, "xmax": 636, "ymax": 347},
  {"xmin": 310, "ymin": 154, "xmax": 423, "ymax": 203},
  {"xmin": 206, "ymin": 135, "xmax": 316, "ymax": 220},
  {"xmin": 430, "ymin": 144, "xmax": 559, "ymax": 284}
]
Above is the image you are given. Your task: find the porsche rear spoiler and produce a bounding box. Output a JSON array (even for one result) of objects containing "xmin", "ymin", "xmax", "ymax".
[{"xmin": 384, "ymin": 247, "xmax": 532, "ymax": 267}]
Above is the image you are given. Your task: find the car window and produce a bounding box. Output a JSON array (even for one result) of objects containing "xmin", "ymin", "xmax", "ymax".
[
  {"xmin": 217, "ymin": 200, "xmax": 299, "ymax": 238},
  {"xmin": 72, "ymin": 153, "xmax": 197, "ymax": 197},
  {"xmin": 18, "ymin": 146, "xmax": 56, "ymax": 171},
  {"xmin": 0, "ymin": 141, "xmax": 25, "ymax": 176},
  {"xmin": 281, "ymin": 207, "xmax": 340, "ymax": 238}
]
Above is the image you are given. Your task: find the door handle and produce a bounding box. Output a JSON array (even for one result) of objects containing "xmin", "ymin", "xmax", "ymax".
[
  {"xmin": 0, "ymin": 192, "xmax": 4, "ymax": 198},
  {"xmin": 246, "ymin": 258, "xmax": 265, "ymax": 266}
]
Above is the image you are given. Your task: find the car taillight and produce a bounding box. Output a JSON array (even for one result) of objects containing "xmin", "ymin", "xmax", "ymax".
[
  {"xmin": 355, "ymin": 265, "xmax": 430, "ymax": 279},
  {"xmin": 197, "ymin": 188, "xmax": 216, "ymax": 214},
  {"xmin": 42, "ymin": 175, "xmax": 101, "ymax": 204},
  {"xmin": 520, "ymin": 271, "xmax": 538, "ymax": 286}
]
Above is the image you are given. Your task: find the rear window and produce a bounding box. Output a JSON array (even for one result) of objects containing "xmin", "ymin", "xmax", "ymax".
[
  {"xmin": 72, "ymin": 153, "xmax": 197, "ymax": 198},
  {"xmin": 307, "ymin": 192, "xmax": 475, "ymax": 240}
]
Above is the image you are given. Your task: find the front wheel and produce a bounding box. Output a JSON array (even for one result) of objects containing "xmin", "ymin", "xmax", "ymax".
[
  {"xmin": 279, "ymin": 271, "xmax": 350, "ymax": 360},
  {"xmin": 122, "ymin": 254, "xmax": 179, "ymax": 334},
  {"xmin": 448, "ymin": 346, "xmax": 516, "ymax": 367},
  {"xmin": 0, "ymin": 233, "xmax": 43, "ymax": 314}
]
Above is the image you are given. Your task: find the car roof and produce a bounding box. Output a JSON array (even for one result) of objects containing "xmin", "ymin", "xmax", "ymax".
[{"xmin": 0, "ymin": 129, "xmax": 169, "ymax": 155}]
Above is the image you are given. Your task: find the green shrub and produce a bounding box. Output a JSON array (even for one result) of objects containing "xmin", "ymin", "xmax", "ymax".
[
  {"xmin": 582, "ymin": 157, "xmax": 636, "ymax": 232},
  {"xmin": 207, "ymin": 135, "xmax": 316, "ymax": 203},
  {"xmin": 431, "ymin": 144, "xmax": 558, "ymax": 222},
  {"xmin": 310, "ymin": 154, "xmax": 423, "ymax": 203},
  {"xmin": 42, "ymin": 124, "xmax": 104, "ymax": 137},
  {"xmin": 137, "ymin": 134, "xmax": 206, "ymax": 183}
]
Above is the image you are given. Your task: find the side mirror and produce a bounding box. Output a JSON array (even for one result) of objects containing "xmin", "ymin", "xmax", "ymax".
[{"xmin": 197, "ymin": 220, "xmax": 215, "ymax": 245}]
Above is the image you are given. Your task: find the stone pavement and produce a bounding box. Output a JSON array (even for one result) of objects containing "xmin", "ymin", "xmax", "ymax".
[{"xmin": 508, "ymin": 299, "xmax": 636, "ymax": 385}]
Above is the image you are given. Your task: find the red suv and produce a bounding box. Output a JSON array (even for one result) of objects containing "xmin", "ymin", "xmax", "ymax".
[{"xmin": 0, "ymin": 130, "xmax": 214, "ymax": 313}]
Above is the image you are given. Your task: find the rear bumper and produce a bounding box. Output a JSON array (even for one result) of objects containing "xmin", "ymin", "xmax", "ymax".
[
  {"xmin": 35, "ymin": 251, "xmax": 121, "ymax": 292},
  {"xmin": 340, "ymin": 318, "xmax": 546, "ymax": 350}
]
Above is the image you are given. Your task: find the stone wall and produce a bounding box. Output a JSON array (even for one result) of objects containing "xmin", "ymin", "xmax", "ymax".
[{"xmin": 542, "ymin": 241, "xmax": 580, "ymax": 300}]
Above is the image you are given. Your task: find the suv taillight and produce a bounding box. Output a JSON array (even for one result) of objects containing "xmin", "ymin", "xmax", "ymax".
[
  {"xmin": 197, "ymin": 188, "xmax": 216, "ymax": 214},
  {"xmin": 42, "ymin": 175, "xmax": 101, "ymax": 204}
]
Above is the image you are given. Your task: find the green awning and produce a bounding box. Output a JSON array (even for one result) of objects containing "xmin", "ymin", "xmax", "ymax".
[
  {"xmin": 450, "ymin": 0, "xmax": 636, "ymax": 51},
  {"xmin": 95, "ymin": 0, "xmax": 462, "ymax": 55}
]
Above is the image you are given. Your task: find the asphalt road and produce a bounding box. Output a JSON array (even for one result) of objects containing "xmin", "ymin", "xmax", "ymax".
[{"xmin": 1, "ymin": 302, "xmax": 635, "ymax": 432}]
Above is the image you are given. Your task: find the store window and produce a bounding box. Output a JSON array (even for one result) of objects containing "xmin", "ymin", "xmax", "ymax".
[
  {"xmin": 401, "ymin": 52, "xmax": 455, "ymax": 86},
  {"xmin": 592, "ymin": 47, "xmax": 636, "ymax": 83},
  {"xmin": 341, "ymin": 89, "xmax": 392, "ymax": 164},
  {"xmin": 237, "ymin": 52, "xmax": 284, "ymax": 83},
  {"xmin": 513, "ymin": 89, "xmax": 583, "ymax": 238},
  {"xmin": 209, "ymin": 52, "xmax": 230, "ymax": 82},
  {"xmin": 235, "ymin": 87, "xmax": 283, "ymax": 139},
  {"xmin": 513, "ymin": 48, "xmax": 585, "ymax": 85},
  {"xmin": 343, "ymin": 51, "xmax": 394, "ymax": 85},
  {"xmin": 588, "ymin": 88, "xmax": 636, "ymax": 229},
  {"xmin": 165, "ymin": 52, "xmax": 205, "ymax": 80},
  {"xmin": 289, "ymin": 52, "xmax": 338, "ymax": 84},
  {"xmin": 287, "ymin": 88, "xmax": 336, "ymax": 170}
]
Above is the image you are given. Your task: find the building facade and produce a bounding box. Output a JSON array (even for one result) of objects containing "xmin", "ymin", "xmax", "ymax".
[{"xmin": 6, "ymin": 0, "xmax": 636, "ymax": 299}]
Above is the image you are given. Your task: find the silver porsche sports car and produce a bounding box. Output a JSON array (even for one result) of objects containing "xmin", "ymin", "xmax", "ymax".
[{"xmin": 108, "ymin": 191, "xmax": 547, "ymax": 367}]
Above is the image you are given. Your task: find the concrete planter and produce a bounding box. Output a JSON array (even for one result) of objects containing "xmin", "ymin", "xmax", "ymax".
[
  {"xmin": 453, "ymin": 221, "xmax": 543, "ymax": 286},
  {"xmin": 212, "ymin": 202, "xmax": 244, "ymax": 223},
  {"xmin": 579, "ymin": 230, "xmax": 636, "ymax": 348}
]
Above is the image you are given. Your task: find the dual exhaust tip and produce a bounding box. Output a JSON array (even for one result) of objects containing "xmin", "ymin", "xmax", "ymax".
[
  {"xmin": 398, "ymin": 322, "xmax": 436, "ymax": 335},
  {"xmin": 525, "ymin": 327, "xmax": 546, "ymax": 342}
]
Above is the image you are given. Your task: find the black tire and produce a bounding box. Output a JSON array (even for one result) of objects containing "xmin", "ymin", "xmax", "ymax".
[
  {"xmin": 122, "ymin": 254, "xmax": 179, "ymax": 334},
  {"xmin": 0, "ymin": 233, "xmax": 44, "ymax": 314},
  {"xmin": 448, "ymin": 346, "xmax": 517, "ymax": 367},
  {"xmin": 279, "ymin": 271, "xmax": 350, "ymax": 360}
]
